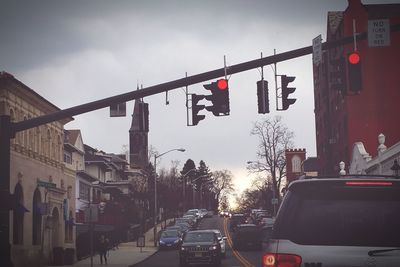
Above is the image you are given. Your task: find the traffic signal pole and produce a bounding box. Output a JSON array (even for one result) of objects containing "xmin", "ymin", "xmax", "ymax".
[
  {"xmin": 1, "ymin": 23, "xmax": 400, "ymax": 267},
  {"xmin": 13, "ymin": 23, "xmax": 400, "ymax": 134}
]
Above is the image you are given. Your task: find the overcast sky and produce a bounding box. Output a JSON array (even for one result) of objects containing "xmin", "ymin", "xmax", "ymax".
[{"xmin": 1, "ymin": 0, "xmax": 395, "ymax": 201}]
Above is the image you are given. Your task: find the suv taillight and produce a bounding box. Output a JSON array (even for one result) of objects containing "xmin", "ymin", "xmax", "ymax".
[{"xmin": 262, "ymin": 253, "xmax": 302, "ymax": 267}]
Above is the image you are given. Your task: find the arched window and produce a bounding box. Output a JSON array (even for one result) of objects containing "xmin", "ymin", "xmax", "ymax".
[
  {"xmin": 10, "ymin": 109, "xmax": 15, "ymax": 145},
  {"xmin": 56, "ymin": 135, "xmax": 61, "ymax": 162},
  {"xmin": 47, "ymin": 129, "xmax": 51, "ymax": 158},
  {"xmin": 23, "ymin": 116, "xmax": 28, "ymax": 148},
  {"xmin": 35, "ymin": 127, "xmax": 40, "ymax": 153},
  {"xmin": 292, "ymin": 155, "xmax": 301, "ymax": 173},
  {"xmin": 13, "ymin": 183, "xmax": 24, "ymax": 245},
  {"xmin": 28, "ymin": 116, "xmax": 34, "ymax": 151},
  {"xmin": 32, "ymin": 188, "xmax": 42, "ymax": 245}
]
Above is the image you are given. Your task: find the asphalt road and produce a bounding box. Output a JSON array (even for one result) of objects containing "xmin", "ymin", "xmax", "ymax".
[{"xmin": 133, "ymin": 215, "xmax": 262, "ymax": 267}]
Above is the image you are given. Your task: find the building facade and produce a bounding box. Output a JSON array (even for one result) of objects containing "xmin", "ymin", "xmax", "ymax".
[
  {"xmin": 313, "ymin": 0, "xmax": 400, "ymax": 175},
  {"xmin": 349, "ymin": 133, "xmax": 400, "ymax": 176},
  {"xmin": 0, "ymin": 72, "xmax": 76, "ymax": 266}
]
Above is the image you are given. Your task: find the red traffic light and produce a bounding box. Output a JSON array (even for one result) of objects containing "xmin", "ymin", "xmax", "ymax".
[
  {"xmin": 217, "ymin": 79, "xmax": 228, "ymax": 90},
  {"xmin": 348, "ymin": 52, "xmax": 360, "ymax": 65}
]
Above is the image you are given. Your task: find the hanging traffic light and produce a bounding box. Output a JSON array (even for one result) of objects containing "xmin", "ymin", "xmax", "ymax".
[
  {"xmin": 191, "ymin": 94, "xmax": 206, "ymax": 126},
  {"xmin": 281, "ymin": 75, "xmax": 296, "ymax": 110},
  {"xmin": 347, "ymin": 51, "xmax": 362, "ymax": 93},
  {"xmin": 203, "ymin": 79, "xmax": 230, "ymax": 116},
  {"xmin": 257, "ymin": 80, "xmax": 269, "ymax": 114},
  {"xmin": 330, "ymin": 56, "xmax": 346, "ymax": 92}
]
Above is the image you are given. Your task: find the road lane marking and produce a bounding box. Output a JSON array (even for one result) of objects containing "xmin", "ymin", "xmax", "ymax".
[{"xmin": 223, "ymin": 218, "xmax": 255, "ymax": 267}]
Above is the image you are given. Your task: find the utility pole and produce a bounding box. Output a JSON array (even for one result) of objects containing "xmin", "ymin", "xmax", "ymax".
[{"xmin": 0, "ymin": 115, "xmax": 13, "ymax": 267}]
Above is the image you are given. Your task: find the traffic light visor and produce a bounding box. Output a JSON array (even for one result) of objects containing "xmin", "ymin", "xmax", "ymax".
[{"xmin": 348, "ymin": 52, "xmax": 360, "ymax": 65}]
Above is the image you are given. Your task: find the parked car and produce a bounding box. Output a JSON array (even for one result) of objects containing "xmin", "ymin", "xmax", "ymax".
[
  {"xmin": 258, "ymin": 217, "xmax": 275, "ymax": 228},
  {"xmin": 179, "ymin": 230, "xmax": 221, "ymax": 267},
  {"xmin": 212, "ymin": 229, "xmax": 227, "ymax": 258},
  {"xmin": 262, "ymin": 177, "xmax": 400, "ymax": 267},
  {"xmin": 175, "ymin": 222, "xmax": 191, "ymax": 233},
  {"xmin": 159, "ymin": 230, "xmax": 182, "ymax": 250},
  {"xmin": 165, "ymin": 225, "xmax": 184, "ymax": 235},
  {"xmin": 232, "ymin": 224, "xmax": 262, "ymax": 251},
  {"xmin": 229, "ymin": 213, "xmax": 246, "ymax": 232}
]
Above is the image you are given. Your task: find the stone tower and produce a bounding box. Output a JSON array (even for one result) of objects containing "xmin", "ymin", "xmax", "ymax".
[{"xmin": 129, "ymin": 99, "xmax": 149, "ymax": 169}]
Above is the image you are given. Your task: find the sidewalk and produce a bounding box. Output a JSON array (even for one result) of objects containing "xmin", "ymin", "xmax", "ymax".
[{"xmin": 47, "ymin": 219, "xmax": 175, "ymax": 267}]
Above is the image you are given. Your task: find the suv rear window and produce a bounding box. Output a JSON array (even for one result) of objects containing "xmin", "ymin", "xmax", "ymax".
[{"xmin": 274, "ymin": 183, "xmax": 400, "ymax": 247}]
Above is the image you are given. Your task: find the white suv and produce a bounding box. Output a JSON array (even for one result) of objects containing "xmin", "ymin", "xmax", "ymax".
[{"xmin": 262, "ymin": 176, "xmax": 400, "ymax": 267}]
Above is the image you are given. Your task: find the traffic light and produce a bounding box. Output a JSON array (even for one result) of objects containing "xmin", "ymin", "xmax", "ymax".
[
  {"xmin": 330, "ymin": 56, "xmax": 346, "ymax": 92},
  {"xmin": 257, "ymin": 80, "xmax": 269, "ymax": 114},
  {"xmin": 191, "ymin": 94, "xmax": 206, "ymax": 126},
  {"xmin": 347, "ymin": 51, "xmax": 362, "ymax": 93},
  {"xmin": 281, "ymin": 75, "xmax": 296, "ymax": 110},
  {"xmin": 203, "ymin": 79, "xmax": 230, "ymax": 116}
]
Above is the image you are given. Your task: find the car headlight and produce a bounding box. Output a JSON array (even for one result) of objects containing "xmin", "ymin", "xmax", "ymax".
[
  {"xmin": 174, "ymin": 239, "xmax": 180, "ymax": 244},
  {"xmin": 159, "ymin": 240, "xmax": 165, "ymax": 244},
  {"xmin": 209, "ymin": 245, "xmax": 218, "ymax": 250},
  {"xmin": 181, "ymin": 246, "xmax": 187, "ymax": 251}
]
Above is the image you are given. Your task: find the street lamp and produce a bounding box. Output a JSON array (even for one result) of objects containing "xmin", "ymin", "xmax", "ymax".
[{"xmin": 153, "ymin": 148, "xmax": 185, "ymax": 247}]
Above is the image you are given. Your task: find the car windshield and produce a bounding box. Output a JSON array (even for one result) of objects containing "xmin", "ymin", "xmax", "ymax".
[
  {"xmin": 184, "ymin": 232, "xmax": 214, "ymax": 243},
  {"xmin": 275, "ymin": 186, "xmax": 400, "ymax": 247},
  {"xmin": 161, "ymin": 231, "xmax": 179, "ymax": 238}
]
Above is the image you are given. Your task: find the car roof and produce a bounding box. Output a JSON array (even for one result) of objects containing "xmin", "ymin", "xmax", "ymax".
[
  {"xmin": 187, "ymin": 230, "xmax": 216, "ymax": 234},
  {"xmin": 237, "ymin": 223, "xmax": 257, "ymax": 227}
]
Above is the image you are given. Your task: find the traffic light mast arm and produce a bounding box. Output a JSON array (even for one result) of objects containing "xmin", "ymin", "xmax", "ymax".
[{"xmin": 13, "ymin": 23, "xmax": 400, "ymax": 133}]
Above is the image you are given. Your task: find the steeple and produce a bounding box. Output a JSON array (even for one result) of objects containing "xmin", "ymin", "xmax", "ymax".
[{"xmin": 129, "ymin": 98, "xmax": 149, "ymax": 169}]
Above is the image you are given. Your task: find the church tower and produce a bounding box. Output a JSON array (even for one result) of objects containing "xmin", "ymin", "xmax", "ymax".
[{"xmin": 129, "ymin": 99, "xmax": 149, "ymax": 169}]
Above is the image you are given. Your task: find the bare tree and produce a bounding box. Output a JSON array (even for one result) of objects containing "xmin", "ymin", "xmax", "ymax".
[
  {"xmin": 248, "ymin": 116, "xmax": 294, "ymax": 202},
  {"xmin": 211, "ymin": 170, "xmax": 234, "ymax": 207}
]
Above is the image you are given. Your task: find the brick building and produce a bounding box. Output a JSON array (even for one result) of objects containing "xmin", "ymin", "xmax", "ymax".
[{"xmin": 313, "ymin": 0, "xmax": 400, "ymax": 175}]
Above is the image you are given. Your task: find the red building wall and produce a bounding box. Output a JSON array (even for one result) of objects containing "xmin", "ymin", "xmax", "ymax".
[
  {"xmin": 314, "ymin": 0, "xmax": 400, "ymax": 175},
  {"xmin": 343, "ymin": 0, "xmax": 400, "ymax": 159}
]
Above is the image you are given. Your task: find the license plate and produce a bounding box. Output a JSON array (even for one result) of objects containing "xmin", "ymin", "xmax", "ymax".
[
  {"xmin": 195, "ymin": 252, "xmax": 202, "ymax": 257},
  {"xmin": 167, "ymin": 244, "xmax": 172, "ymax": 246}
]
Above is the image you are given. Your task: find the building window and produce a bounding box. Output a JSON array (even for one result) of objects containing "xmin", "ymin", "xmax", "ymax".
[
  {"xmin": 47, "ymin": 129, "xmax": 51, "ymax": 157},
  {"xmin": 10, "ymin": 109, "xmax": 15, "ymax": 145},
  {"xmin": 13, "ymin": 183, "xmax": 24, "ymax": 245},
  {"xmin": 79, "ymin": 182, "xmax": 90, "ymax": 201},
  {"xmin": 64, "ymin": 150, "xmax": 72, "ymax": 164},
  {"xmin": 64, "ymin": 211, "xmax": 74, "ymax": 243},
  {"xmin": 292, "ymin": 155, "xmax": 301, "ymax": 173},
  {"xmin": 56, "ymin": 135, "xmax": 61, "ymax": 162},
  {"xmin": 32, "ymin": 188, "xmax": 42, "ymax": 245}
]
